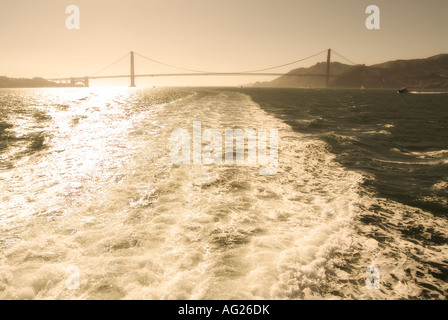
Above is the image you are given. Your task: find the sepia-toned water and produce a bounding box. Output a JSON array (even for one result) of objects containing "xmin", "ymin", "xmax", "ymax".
[{"xmin": 0, "ymin": 87, "xmax": 447, "ymax": 299}]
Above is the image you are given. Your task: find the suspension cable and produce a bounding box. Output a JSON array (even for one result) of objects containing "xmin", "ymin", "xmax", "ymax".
[
  {"xmin": 331, "ymin": 50, "xmax": 357, "ymax": 65},
  {"xmin": 239, "ymin": 50, "xmax": 328, "ymax": 73},
  {"xmin": 90, "ymin": 52, "xmax": 130, "ymax": 76},
  {"xmin": 135, "ymin": 49, "xmax": 328, "ymax": 74},
  {"xmin": 90, "ymin": 49, "xmax": 353, "ymax": 77},
  {"xmin": 135, "ymin": 52, "xmax": 209, "ymax": 73}
]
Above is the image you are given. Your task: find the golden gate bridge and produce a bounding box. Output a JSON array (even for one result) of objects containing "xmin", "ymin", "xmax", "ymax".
[{"xmin": 47, "ymin": 49, "xmax": 356, "ymax": 87}]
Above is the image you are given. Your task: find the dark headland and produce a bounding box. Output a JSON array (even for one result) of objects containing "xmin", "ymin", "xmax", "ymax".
[
  {"xmin": 0, "ymin": 76, "xmax": 83, "ymax": 88},
  {"xmin": 253, "ymin": 53, "xmax": 448, "ymax": 89}
]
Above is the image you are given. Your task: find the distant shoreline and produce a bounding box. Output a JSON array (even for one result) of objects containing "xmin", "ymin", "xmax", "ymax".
[{"xmin": 0, "ymin": 76, "xmax": 84, "ymax": 88}]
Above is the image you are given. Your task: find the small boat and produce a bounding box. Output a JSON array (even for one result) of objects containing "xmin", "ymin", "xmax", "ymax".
[{"xmin": 397, "ymin": 87, "xmax": 409, "ymax": 94}]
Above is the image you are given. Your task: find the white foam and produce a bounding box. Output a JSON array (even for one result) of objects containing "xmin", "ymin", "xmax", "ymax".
[{"xmin": 1, "ymin": 88, "xmax": 446, "ymax": 300}]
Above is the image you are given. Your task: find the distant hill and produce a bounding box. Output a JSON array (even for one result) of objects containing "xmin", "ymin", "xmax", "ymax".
[
  {"xmin": 0, "ymin": 76, "xmax": 81, "ymax": 88},
  {"xmin": 253, "ymin": 54, "xmax": 448, "ymax": 89}
]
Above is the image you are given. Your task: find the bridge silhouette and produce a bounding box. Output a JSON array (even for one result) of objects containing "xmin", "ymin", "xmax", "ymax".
[{"xmin": 47, "ymin": 49, "xmax": 356, "ymax": 87}]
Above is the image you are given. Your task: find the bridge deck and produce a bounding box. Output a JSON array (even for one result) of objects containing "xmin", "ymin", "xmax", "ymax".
[{"xmin": 48, "ymin": 72, "xmax": 335, "ymax": 81}]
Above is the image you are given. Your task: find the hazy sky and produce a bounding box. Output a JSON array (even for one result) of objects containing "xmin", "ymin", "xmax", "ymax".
[{"xmin": 1, "ymin": 0, "xmax": 447, "ymax": 86}]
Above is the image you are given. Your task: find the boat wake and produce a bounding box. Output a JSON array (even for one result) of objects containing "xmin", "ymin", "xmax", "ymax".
[{"xmin": 409, "ymin": 91, "xmax": 448, "ymax": 94}]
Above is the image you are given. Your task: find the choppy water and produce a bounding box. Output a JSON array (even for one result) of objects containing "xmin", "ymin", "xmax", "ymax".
[{"xmin": 0, "ymin": 87, "xmax": 447, "ymax": 300}]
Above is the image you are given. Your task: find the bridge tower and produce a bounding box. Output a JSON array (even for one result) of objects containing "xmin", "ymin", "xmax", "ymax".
[
  {"xmin": 130, "ymin": 51, "xmax": 136, "ymax": 87},
  {"xmin": 325, "ymin": 49, "xmax": 331, "ymax": 88}
]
